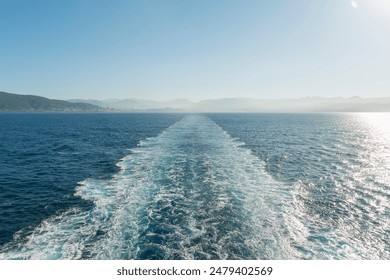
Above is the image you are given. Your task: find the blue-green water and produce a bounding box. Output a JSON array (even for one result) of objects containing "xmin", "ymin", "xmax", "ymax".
[{"xmin": 0, "ymin": 113, "xmax": 389, "ymax": 259}]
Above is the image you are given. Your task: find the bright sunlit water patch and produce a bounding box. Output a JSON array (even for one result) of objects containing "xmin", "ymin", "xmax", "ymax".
[{"xmin": 355, "ymin": 113, "xmax": 390, "ymax": 140}]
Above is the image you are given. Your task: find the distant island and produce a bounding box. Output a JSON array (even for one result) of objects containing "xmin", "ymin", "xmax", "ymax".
[{"xmin": 1, "ymin": 91, "xmax": 390, "ymax": 112}]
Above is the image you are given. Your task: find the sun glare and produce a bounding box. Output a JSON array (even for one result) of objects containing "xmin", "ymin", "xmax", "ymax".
[
  {"xmin": 350, "ymin": 0, "xmax": 390, "ymax": 17},
  {"xmin": 357, "ymin": 113, "xmax": 390, "ymax": 141},
  {"xmin": 362, "ymin": 0, "xmax": 390, "ymax": 18}
]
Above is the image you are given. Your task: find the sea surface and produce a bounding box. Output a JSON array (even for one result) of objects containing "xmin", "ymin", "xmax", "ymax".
[{"xmin": 0, "ymin": 113, "xmax": 389, "ymax": 259}]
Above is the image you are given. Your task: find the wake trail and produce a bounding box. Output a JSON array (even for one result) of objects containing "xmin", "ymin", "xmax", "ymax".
[{"xmin": 0, "ymin": 115, "xmax": 299, "ymax": 259}]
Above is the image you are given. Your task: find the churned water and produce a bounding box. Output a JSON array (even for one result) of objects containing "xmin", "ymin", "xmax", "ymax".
[{"xmin": 0, "ymin": 113, "xmax": 389, "ymax": 259}]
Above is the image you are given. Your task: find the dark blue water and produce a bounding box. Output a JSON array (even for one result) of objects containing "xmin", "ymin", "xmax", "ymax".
[
  {"xmin": 0, "ymin": 113, "xmax": 389, "ymax": 259},
  {"xmin": 0, "ymin": 113, "xmax": 183, "ymax": 246}
]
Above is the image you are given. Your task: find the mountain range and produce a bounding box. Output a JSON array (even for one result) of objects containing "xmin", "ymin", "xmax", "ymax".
[
  {"xmin": 1, "ymin": 91, "xmax": 390, "ymax": 112},
  {"xmin": 69, "ymin": 96, "xmax": 390, "ymax": 112}
]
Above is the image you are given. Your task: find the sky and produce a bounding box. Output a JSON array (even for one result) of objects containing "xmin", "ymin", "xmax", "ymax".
[{"xmin": 1, "ymin": 0, "xmax": 390, "ymax": 101}]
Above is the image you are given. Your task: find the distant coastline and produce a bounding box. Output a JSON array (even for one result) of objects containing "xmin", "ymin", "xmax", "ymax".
[
  {"xmin": 1, "ymin": 91, "xmax": 390, "ymax": 113},
  {"xmin": 0, "ymin": 91, "xmax": 109, "ymax": 112}
]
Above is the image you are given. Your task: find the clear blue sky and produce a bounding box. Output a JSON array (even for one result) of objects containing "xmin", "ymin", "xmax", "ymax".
[{"xmin": 1, "ymin": 0, "xmax": 389, "ymax": 100}]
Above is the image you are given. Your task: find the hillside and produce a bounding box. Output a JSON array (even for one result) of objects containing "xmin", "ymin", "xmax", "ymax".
[{"xmin": 0, "ymin": 92, "xmax": 106, "ymax": 112}]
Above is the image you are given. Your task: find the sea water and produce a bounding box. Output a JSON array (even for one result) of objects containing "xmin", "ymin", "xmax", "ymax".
[{"xmin": 0, "ymin": 113, "xmax": 389, "ymax": 259}]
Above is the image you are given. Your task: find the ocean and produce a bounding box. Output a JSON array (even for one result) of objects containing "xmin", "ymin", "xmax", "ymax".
[{"xmin": 0, "ymin": 113, "xmax": 389, "ymax": 259}]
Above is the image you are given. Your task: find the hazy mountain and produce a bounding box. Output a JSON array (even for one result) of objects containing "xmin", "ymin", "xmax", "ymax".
[
  {"xmin": 71, "ymin": 96, "xmax": 390, "ymax": 112},
  {"xmin": 0, "ymin": 92, "xmax": 107, "ymax": 112},
  {"xmin": 69, "ymin": 98, "xmax": 193, "ymax": 111},
  {"xmin": 188, "ymin": 96, "xmax": 390, "ymax": 112}
]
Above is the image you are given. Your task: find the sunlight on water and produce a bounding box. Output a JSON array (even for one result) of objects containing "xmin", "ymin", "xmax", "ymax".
[
  {"xmin": 355, "ymin": 113, "xmax": 390, "ymax": 184},
  {"xmin": 341, "ymin": 113, "xmax": 390, "ymax": 259},
  {"xmin": 356, "ymin": 113, "xmax": 390, "ymax": 140},
  {"xmin": 210, "ymin": 113, "xmax": 390, "ymax": 259}
]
